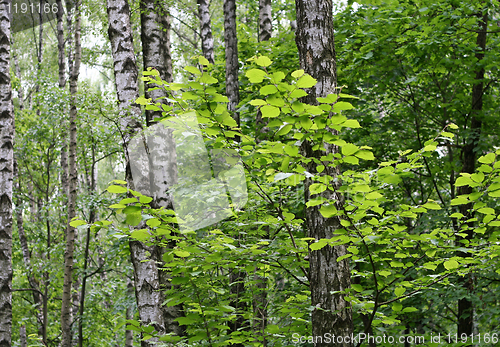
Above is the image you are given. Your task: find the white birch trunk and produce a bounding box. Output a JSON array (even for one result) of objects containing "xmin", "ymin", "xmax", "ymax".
[{"xmin": 0, "ymin": 0, "xmax": 13, "ymax": 344}]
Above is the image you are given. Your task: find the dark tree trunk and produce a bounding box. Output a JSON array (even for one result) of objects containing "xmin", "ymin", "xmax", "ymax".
[
  {"xmin": 295, "ymin": 0, "xmax": 354, "ymax": 345},
  {"xmin": 224, "ymin": 0, "xmax": 239, "ymax": 125},
  {"xmin": 14, "ymin": 163, "xmax": 44, "ymax": 341},
  {"xmin": 258, "ymin": 0, "xmax": 272, "ymax": 42},
  {"xmin": 197, "ymin": 0, "xmax": 214, "ymax": 64},
  {"xmin": 60, "ymin": 0, "xmax": 81, "ymax": 345},
  {"xmin": 456, "ymin": 8, "xmax": 488, "ymax": 341},
  {"xmin": 0, "ymin": 0, "xmax": 13, "ymax": 344},
  {"xmin": 228, "ymin": 270, "xmax": 247, "ymax": 347}
]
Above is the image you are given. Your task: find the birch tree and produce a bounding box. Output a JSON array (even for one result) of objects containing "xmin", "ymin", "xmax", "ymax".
[
  {"xmin": 197, "ymin": 0, "xmax": 214, "ymax": 64},
  {"xmin": 294, "ymin": 0, "xmax": 353, "ymax": 345},
  {"xmin": 0, "ymin": 0, "xmax": 13, "ymax": 344},
  {"xmin": 60, "ymin": 0, "xmax": 82, "ymax": 345},
  {"xmin": 107, "ymin": 0, "xmax": 167, "ymax": 344},
  {"xmin": 258, "ymin": 0, "xmax": 272, "ymax": 42}
]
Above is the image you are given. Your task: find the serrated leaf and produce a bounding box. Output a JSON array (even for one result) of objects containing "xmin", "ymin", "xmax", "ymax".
[
  {"xmin": 70, "ymin": 220, "xmax": 87, "ymax": 227},
  {"xmin": 261, "ymin": 105, "xmax": 280, "ymax": 118},
  {"xmin": 444, "ymin": 259, "xmax": 459, "ymax": 270},
  {"xmin": 343, "ymin": 119, "xmax": 361, "ymax": 128},
  {"xmin": 310, "ymin": 240, "xmax": 327, "ymax": 251},
  {"xmin": 477, "ymin": 207, "xmax": 495, "ymax": 215},
  {"xmin": 319, "ymin": 204, "xmax": 337, "ymax": 218},
  {"xmin": 392, "ymin": 302, "xmax": 403, "ymax": 312},
  {"xmin": 395, "ymin": 287, "xmax": 406, "ymax": 297},
  {"xmin": 342, "ymin": 143, "xmax": 359, "ymax": 156},
  {"xmin": 250, "ymin": 99, "xmax": 267, "ymax": 106},
  {"xmin": 378, "ymin": 270, "xmax": 391, "ymax": 277},
  {"xmin": 422, "ymin": 201, "xmax": 441, "ymax": 210},
  {"xmin": 366, "ymin": 191, "xmax": 383, "ymax": 199},
  {"xmin": 246, "ymin": 69, "xmax": 267, "ymax": 83},
  {"xmin": 310, "ymin": 183, "xmax": 326, "ymax": 195},
  {"xmin": 107, "ymin": 185, "xmax": 127, "ymax": 194},
  {"xmin": 276, "ymin": 124, "xmax": 293, "ymax": 136},
  {"xmin": 199, "ymin": 73, "xmax": 218, "ymax": 84},
  {"xmin": 296, "ymin": 74, "xmax": 317, "ymax": 88},
  {"xmin": 126, "ymin": 213, "xmax": 142, "ymax": 226},
  {"xmin": 174, "ymin": 250, "xmax": 190, "ymax": 258},
  {"xmin": 140, "ymin": 196, "xmax": 153, "ymax": 204},
  {"xmin": 478, "ymin": 152, "xmax": 495, "ymax": 164},
  {"xmin": 131, "ymin": 229, "xmax": 150, "ymax": 241},
  {"xmin": 184, "ymin": 66, "xmax": 201, "ymax": 75},
  {"xmin": 332, "ymin": 102, "xmax": 354, "ymax": 112},
  {"xmin": 455, "ymin": 176, "xmax": 473, "ymax": 187},
  {"xmin": 291, "ymin": 69, "xmax": 305, "ymax": 78},
  {"xmin": 198, "ymin": 56, "xmax": 210, "ymax": 65},
  {"xmin": 355, "ymin": 150, "xmax": 375, "ymax": 160},
  {"xmin": 260, "ymin": 85, "xmax": 278, "ymax": 95},
  {"xmin": 146, "ymin": 218, "xmax": 161, "ymax": 227},
  {"xmin": 255, "ymin": 56, "xmax": 272, "ymax": 67}
]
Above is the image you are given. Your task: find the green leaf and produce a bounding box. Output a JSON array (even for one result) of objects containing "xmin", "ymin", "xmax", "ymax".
[
  {"xmin": 291, "ymin": 69, "xmax": 305, "ymax": 78},
  {"xmin": 477, "ymin": 207, "xmax": 495, "ymax": 215},
  {"xmin": 276, "ymin": 124, "xmax": 293, "ymax": 136},
  {"xmin": 146, "ymin": 218, "xmax": 161, "ymax": 227},
  {"xmin": 255, "ymin": 56, "xmax": 272, "ymax": 67},
  {"xmin": 392, "ymin": 302, "xmax": 403, "ymax": 312},
  {"xmin": 249, "ymin": 99, "xmax": 267, "ymax": 106},
  {"xmin": 332, "ymin": 102, "xmax": 354, "ymax": 112},
  {"xmin": 184, "ymin": 66, "xmax": 201, "ymax": 75},
  {"xmin": 395, "ymin": 287, "xmax": 406, "ymax": 297},
  {"xmin": 131, "ymin": 229, "xmax": 150, "ymax": 241},
  {"xmin": 448, "ymin": 123, "xmax": 459, "ymax": 129},
  {"xmin": 444, "ymin": 259, "xmax": 459, "ymax": 270},
  {"xmin": 107, "ymin": 185, "xmax": 127, "ymax": 194},
  {"xmin": 478, "ymin": 152, "xmax": 495, "ymax": 164},
  {"xmin": 70, "ymin": 220, "xmax": 86, "ymax": 227},
  {"xmin": 351, "ymin": 284, "xmax": 363, "ymax": 292},
  {"xmin": 135, "ymin": 96, "xmax": 151, "ymax": 105},
  {"xmin": 422, "ymin": 201, "xmax": 441, "ymax": 210},
  {"xmin": 198, "ymin": 56, "xmax": 210, "ymax": 66},
  {"xmin": 342, "ymin": 143, "xmax": 359, "ymax": 156},
  {"xmin": 471, "ymin": 172, "xmax": 484, "ymax": 183},
  {"xmin": 140, "ymin": 196, "xmax": 153, "ymax": 204},
  {"xmin": 455, "ymin": 176, "xmax": 473, "ymax": 187},
  {"xmin": 366, "ymin": 191, "xmax": 383, "ymax": 199},
  {"xmin": 174, "ymin": 250, "xmax": 190, "ymax": 258},
  {"xmin": 451, "ymin": 196, "xmax": 468, "ymax": 205},
  {"xmin": 260, "ymin": 85, "xmax": 278, "ymax": 95},
  {"xmin": 343, "ymin": 119, "xmax": 361, "ymax": 128},
  {"xmin": 310, "ymin": 239, "xmax": 327, "ymax": 251},
  {"xmin": 109, "ymin": 204, "xmax": 126, "ymax": 209},
  {"xmin": 352, "ymin": 184, "xmax": 371, "ymax": 193},
  {"xmin": 319, "ymin": 204, "xmax": 337, "ymax": 218},
  {"xmin": 355, "ymin": 150, "xmax": 375, "ymax": 160},
  {"xmin": 310, "ymin": 183, "xmax": 326, "ymax": 195},
  {"xmin": 246, "ymin": 69, "xmax": 267, "ymax": 83},
  {"xmin": 199, "ymin": 73, "xmax": 218, "ymax": 84},
  {"xmin": 261, "ymin": 105, "xmax": 280, "ymax": 118},
  {"xmin": 378, "ymin": 270, "xmax": 391, "ymax": 277},
  {"xmin": 126, "ymin": 213, "xmax": 142, "ymax": 226},
  {"xmin": 296, "ymin": 74, "xmax": 317, "ymax": 88}
]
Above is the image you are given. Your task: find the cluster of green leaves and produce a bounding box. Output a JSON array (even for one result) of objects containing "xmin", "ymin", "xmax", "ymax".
[{"xmin": 80, "ymin": 54, "xmax": 498, "ymax": 346}]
